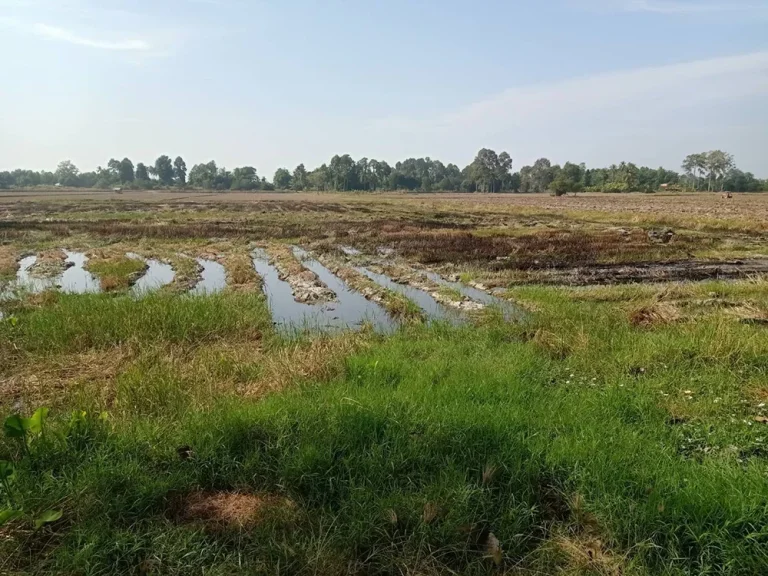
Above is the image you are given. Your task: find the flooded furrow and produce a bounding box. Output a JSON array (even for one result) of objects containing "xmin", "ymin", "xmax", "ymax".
[
  {"xmin": 356, "ymin": 267, "xmax": 462, "ymax": 325},
  {"xmin": 60, "ymin": 251, "xmax": 100, "ymax": 294},
  {"xmin": 191, "ymin": 258, "xmax": 227, "ymax": 295},
  {"xmin": 253, "ymin": 249, "xmax": 395, "ymax": 332},
  {"xmin": 294, "ymin": 248, "xmax": 396, "ymax": 332},
  {"xmin": 127, "ymin": 253, "xmax": 175, "ymax": 293},
  {"xmin": 423, "ymin": 271, "xmax": 523, "ymax": 320}
]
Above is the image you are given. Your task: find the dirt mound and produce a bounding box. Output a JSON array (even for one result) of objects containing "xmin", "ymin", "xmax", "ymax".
[{"xmin": 176, "ymin": 491, "xmax": 296, "ymax": 529}]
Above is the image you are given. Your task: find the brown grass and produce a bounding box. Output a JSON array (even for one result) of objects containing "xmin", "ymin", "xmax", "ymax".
[
  {"xmin": 220, "ymin": 251, "xmax": 259, "ymax": 290},
  {"xmin": 0, "ymin": 246, "xmax": 17, "ymax": 278},
  {"xmin": 629, "ymin": 302, "xmax": 681, "ymax": 327},
  {"xmin": 176, "ymin": 492, "xmax": 297, "ymax": 529}
]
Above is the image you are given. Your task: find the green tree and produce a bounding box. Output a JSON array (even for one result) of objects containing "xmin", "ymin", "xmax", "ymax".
[
  {"xmin": 231, "ymin": 166, "xmax": 260, "ymax": 190},
  {"xmin": 153, "ymin": 155, "xmax": 174, "ymax": 185},
  {"xmin": 55, "ymin": 160, "xmax": 80, "ymax": 187},
  {"xmin": 188, "ymin": 161, "xmax": 218, "ymax": 189},
  {"xmin": 705, "ymin": 150, "xmax": 735, "ymax": 191},
  {"xmin": 273, "ymin": 168, "xmax": 292, "ymax": 189},
  {"xmin": 292, "ymin": 164, "xmax": 308, "ymax": 190},
  {"xmin": 135, "ymin": 163, "xmax": 150, "ymax": 182},
  {"xmin": 173, "ymin": 156, "xmax": 187, "ymax": 186},
  {"xmin": 119, "ymin": 158, "xmax": 135, "ymax": 183}
]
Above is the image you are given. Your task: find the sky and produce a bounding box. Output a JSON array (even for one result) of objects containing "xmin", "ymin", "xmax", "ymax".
[{"xmin": 1, "ymin": 0, "xmax": 767, "ymax": 177}]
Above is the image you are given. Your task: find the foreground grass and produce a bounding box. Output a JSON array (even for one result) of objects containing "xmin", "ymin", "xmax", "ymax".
[{"xmin": 1, "ymin": 281, "xmax": 768, "ymax": 574}]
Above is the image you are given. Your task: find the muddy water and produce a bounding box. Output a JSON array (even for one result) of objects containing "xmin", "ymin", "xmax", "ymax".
[
  {"xmin": 127, "ymin": 253, "xmax": 175, "ymax": 293},
  {"xmin": 191, "ymin": 258, "xmax": 227, "ymax": 295},
  {"xmin": 253, "ymin": 249, "xmax": 395, "ymax": 332},
  {"xmin": 423, "ymin": 271, "xmax": 522, "ymax": 320},
  {"xmin": 356, "ymin": 267, "xmax": 462, "ymax": 324}
]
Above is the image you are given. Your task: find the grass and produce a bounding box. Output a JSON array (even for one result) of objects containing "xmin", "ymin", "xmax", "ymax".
[
  {"xmin": 86, "ymin": 254, "xmax": 147, "ymax": 291},
  {"xmin": 2, "ymin": 193, "xmax": 768, "ymax": 574}
]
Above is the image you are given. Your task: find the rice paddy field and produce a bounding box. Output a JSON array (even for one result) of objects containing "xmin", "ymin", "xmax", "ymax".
[{"xmin": 1, "ymin": 189, "xmax": 768, "ymax": 575}]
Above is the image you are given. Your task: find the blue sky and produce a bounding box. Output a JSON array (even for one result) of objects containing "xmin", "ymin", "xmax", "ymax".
[{"xmin": 1, "ymin": 0, "xmax": 767, "ymax": 177}]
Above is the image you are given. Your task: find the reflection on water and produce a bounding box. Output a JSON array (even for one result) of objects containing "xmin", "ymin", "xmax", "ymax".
[
  {"xmin": 127, "ymin": 253, "xmax": 175, "ymax": 293},
  {"xmin": 253, "ymin": 249, "xmax": 395, "ymax": 333},
  {"xmin": 12, "ymin": 251, "xmax": 100, "ymax": 294},
  {"xmin": 60, "ymin": 251, "xmax": 100, "ymax": 294},
  {"xmin": 191, "ymin": 258, "xmax": 227, "ymax": 295},
  {"xmin": 356, "ymin": 267, "xmax": 462, "ymax": 325}
]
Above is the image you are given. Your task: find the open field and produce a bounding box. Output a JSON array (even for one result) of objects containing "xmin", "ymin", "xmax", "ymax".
[{"xmin": 1, "ymin": 191, "xmax": 768, "ymax": 575}]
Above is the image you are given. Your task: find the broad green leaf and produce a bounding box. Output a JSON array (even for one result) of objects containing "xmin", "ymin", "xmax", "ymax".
[
  {"xmin": 25, "ymin": 407, "xmax": 49, "ymax": 435},
  {"xmin": 34, "ymin": 509, "xmax": 62, "ymax": 529},
  {"xmin": 0, "ymin": 509, "xmax": 22, "ymax": 526},
  {"xmin": 3, "ymin": 415, "xmax": 25, "ymax": 439}
]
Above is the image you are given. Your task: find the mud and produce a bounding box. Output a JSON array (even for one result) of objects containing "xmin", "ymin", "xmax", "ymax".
[
  {"xmin": 517, "ymin": 258, "xmax": 768, "ymax": 286},
  {"xmin": 261, "ymin": 245, "xmax": 335, "ymax": 304}
]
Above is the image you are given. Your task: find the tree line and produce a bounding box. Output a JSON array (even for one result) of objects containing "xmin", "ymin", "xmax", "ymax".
[{"xmin": 1, "ymin": 149, "xmax": 765, "ymax": 193}]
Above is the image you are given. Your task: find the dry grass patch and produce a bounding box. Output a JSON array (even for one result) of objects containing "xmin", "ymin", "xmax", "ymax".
[
  {"xmin": 628, "ymin": 302, "xmax": 681, "ymax": 328},
  {"xmin": 0, "ymin": 245, "xmax": 17, "ymax": 279},
  {"xmin": 175, "ymin": 492, "xmax": 298, "ymax": 530},
  {"xmin": 0, "ymin": 345, "xmax": 136, "ymax": 412},
  {"xmin": 28, "ymin": 248, "xmax": 68, "ymax": 277},
  {"xmin": 245, "ymin": 333, "xmax": 371, "ymax": 397},
  {"xmin": 220, "ymin": 251, "xmax": 259, "ymax": 290}
]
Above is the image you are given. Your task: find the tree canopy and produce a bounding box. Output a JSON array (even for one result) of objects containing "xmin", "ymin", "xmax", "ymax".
[{"xmin": 1, "ymin": 150, "xmax": 764, "ymax": 193}]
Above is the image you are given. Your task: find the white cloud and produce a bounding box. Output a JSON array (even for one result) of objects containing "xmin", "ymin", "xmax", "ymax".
[
  {"xmin": 365, "ymin": 51, "xmax": 768, "ymax": 173},
  {"xmin": 32, "ymin": 23, "xmax": 150, "ymax": 51},
  {"xmin": 624, "ymin": 0, "xmax": 759, "ymax": 13}
]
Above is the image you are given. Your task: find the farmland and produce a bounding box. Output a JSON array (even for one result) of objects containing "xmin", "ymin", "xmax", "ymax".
[{"xmin": 1, "ymin": 190, "xmax": 768, "ymax": 575}]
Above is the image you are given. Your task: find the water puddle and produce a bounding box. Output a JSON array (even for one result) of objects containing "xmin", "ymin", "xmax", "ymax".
[
  {"xmin": 423, "ymin": 271, "xmax": 522, "ymax": 320},
  {"xmin": 252, "ymin": 249, "xmax": 395, "ymax": 333},
  {"xmin": 191, "ymin": 258, "xmax": 227, "ymax": 295},
  {"xmin": 15, "ymin": 255, "xmax": 56, "ymax": 293},
  {"xmin": 60, "ymin": 251, "xmax": 100, "ymax": 294},
  {"xmin": 128, "ymin": 253, "xmax": 175, "ymax": 293},
  {"xmin": 356, "ymin": 267, "xmax": 462, "ymax": 324},
  {"xmin": 294, "ymin": 248, "xmax": 395, "ymax": 332},
  {"xmin": 8, "ymin": 251, "xmax": 100, "ymax": 295},
  {"xmin": 339, "ymin": 245, "xmax": 362, "ymax": 256}
]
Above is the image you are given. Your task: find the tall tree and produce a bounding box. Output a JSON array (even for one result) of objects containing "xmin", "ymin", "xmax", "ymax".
[
  {"xmin": 292, "ymin": 164, "xmax": 308, "ymax": 190},
  {"xmin": 173, "ymin": 156, "xmax": 187, "ymax": 186},
  {"xmin": 55, "ymin": 160, "xmax": 80, "ymax": 187},
  {"xmin": 135, "ymin": 163, "xmax": 149, "ymax": 182},
  {"xmin": 705, "ymin": 150, "xmax": 734, "ymax": 191},
  {"xmin": 273, "ymin": 168, "xmax": 292, "ymax": 189},
  {"xmin": 153, "ymin": 155, "xmax": 174, "ymax": 185},
  {"xmin": 119, "ymin": 158, "xmax": 135, "ymax": 183}
]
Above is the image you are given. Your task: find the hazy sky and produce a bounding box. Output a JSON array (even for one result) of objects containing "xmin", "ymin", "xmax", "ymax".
[{"xmin": 1, "ymin": 0, "xmax": 767, "ymax": 177}]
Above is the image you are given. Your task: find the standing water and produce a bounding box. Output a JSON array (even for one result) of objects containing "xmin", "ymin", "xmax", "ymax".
[
  {"xmin": 293, "ymin": 247, "xmax": 395, "ymax": 332},
  {"xmin": 191, "ymin": 258, "xmax": 227, "ymax": 295},
  {"xmin": 127, "ymin": 253, "xmax": 175, "ymax": 293},
  {"xmin": 60, "ymin": 251, "xmax": 100, "ymax": 294},
  {"xmin": 356, "ymin": 267, "xmax": 462, "ymax": 325},
  {"xmin": 252, "ymin": 249, "xmax": 395, "ymax": 333}
]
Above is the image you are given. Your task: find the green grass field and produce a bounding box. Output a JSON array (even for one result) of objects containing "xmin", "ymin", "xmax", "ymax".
[{"xmin": 1, "ymin": 193, "xmax": 768, "ymax": 574}]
